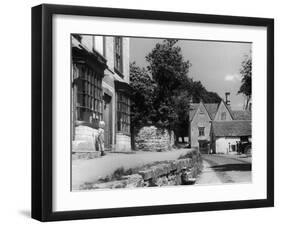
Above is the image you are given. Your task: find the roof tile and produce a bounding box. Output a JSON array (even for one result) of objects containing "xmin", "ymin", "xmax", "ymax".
[{"xmin": 212, "ymin": 121, "xmax": 252, "ymax": 137}]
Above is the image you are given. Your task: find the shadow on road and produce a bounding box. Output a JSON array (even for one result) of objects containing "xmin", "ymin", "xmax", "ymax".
[{"xmin": 210, "ymin": 163, "xmax": 252, "ymax": 172}]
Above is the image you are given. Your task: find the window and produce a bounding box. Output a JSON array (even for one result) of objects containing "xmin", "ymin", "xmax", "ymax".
[
  {"xmin": 117, "ymin": 92, "xmax": 130, "ymax": 134},
  {"xmin": 114, "ymin": 37, "xmax": 123, "ymax": 73},
  {"xmin": 73, "ymin": 63, "xmax": 103, "ymax": 126},
  {"xmin": 221, "ymin": 112, "xmax": 226, "ymax": 120},
  {"xmin": 198, "ymin": 127, "xmax": 205, "ymax": 136}
]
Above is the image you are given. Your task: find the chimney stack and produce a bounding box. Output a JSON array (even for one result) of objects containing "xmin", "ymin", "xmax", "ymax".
[{"xmin": 225, "ymin": 92, "xmax": 230, "ymax": 106}]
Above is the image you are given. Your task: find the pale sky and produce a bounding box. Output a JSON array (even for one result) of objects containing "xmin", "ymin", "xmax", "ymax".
[{"xmin": 130, "ymin": 38, "xmax": 251, "ymax": 110}]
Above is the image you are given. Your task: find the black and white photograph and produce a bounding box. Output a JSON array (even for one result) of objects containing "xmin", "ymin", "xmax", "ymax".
[
  {"xmin": 30, "ymin": 2, "xmax": 274, "ymax": 222},
  {"xmin": 71, "ymin": 34, "xmax": 252, "ymax": 191},
  {"xmin": 0, "ymin": 0, "xmax": 277, "ymax": 224}
]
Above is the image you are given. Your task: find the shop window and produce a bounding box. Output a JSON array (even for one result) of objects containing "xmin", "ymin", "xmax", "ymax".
[
  {"xmin": 73, "ymin": 63, "xmax": 103, "ymax": 126},
  {"xmin": 117, "ymin": 92, "xmax": 130, "ymax": 134}
]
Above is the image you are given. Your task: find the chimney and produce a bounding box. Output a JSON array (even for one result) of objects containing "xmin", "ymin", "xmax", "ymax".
[{"xmin": 225, "ymin": 92, "xmax": 230, "ymax": 106}]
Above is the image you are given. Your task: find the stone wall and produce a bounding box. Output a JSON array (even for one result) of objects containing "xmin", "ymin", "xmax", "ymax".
[
  {"xmin": 190, "ymin": 103, "xmax": 211, "ymax": 147},
  {"xmin": 135, "ymin": 126, "xmax": 175, "ymax": 152},
  {"xmin": 72, "ymin": 125, "xmax": 100, "ymax": 159},
  {"xmin": 115, "ymin": 133, "xmax": 131, "ymax": 152},
  {"xmin": 80, "ymin": 149, "xmax": 202, "ymax": 189},
  {"xmin": 213, "ymin": 102, "xmax": 233, "ymax": 121}
]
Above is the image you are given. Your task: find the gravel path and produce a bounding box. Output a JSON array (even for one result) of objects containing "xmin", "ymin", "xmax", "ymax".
[{"xmin": 72, "ymin": 149, "xmax": 193, "ymax": 190}]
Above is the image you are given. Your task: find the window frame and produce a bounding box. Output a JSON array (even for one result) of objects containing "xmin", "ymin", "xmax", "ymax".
[
  {"xmin": 116, "ymin": 92, "xmax": 130, "ymax": 135},
  {"xmin": 114, "ymin": 37, "xmax": 123, "ymax": 75},
  {"xmin": 198, "ymin": 127, "xmax": 205, "ymax": 136},
  {"xmin": 73, "ymin": 62, "xmax": 103, "ymax": 127}
]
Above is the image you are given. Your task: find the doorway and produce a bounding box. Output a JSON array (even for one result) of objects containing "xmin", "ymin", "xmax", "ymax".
[{"xmin": 103, "ymin": 93, "xmax": 112, "ymax": 150}]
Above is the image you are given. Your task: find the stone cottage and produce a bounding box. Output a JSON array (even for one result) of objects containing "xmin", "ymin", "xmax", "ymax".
[
  {"xmin": 210, "ymin": 120, "xmax": 251, "ymax": 154},
  {"xmin": 189, "ymin": 95, "xmax": 251, "ymax": 154},
  {"xmin": 71, "ymin": 34, "xmax": 131, "ymax": 157}
]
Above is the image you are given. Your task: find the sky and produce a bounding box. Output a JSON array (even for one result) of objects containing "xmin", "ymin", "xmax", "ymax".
[{"xmin": 130, "ymin": 38, "xmax": 251, "ymax": 110}]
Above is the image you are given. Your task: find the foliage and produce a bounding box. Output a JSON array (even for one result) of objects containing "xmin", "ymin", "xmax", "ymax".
[
  {"xmin": 130, "ymin": 39, "xmax": 222, "ymax": 139},
  {"xmin": 238, "ymin": 54, "xmax": 252, "ymax": 109},
  {"xmin": 145, "ymin": 39, "xmax": 191, "ymax": 130},
  {"xmin": 238, "ymin": 55, "xmax": 252, "ymax": 97},
  {"xmin": 190, "ymin": 80, "xmax": 221, "ymax": 103},
  {"xmin": 129, "ymin": 62, "xmax": 156, "ymax": 129},
  {"xmin": 146, "ymin": 39, "xmax": 191, "ymax": 92}
]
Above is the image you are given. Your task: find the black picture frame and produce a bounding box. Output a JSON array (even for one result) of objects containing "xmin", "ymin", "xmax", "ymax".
[{"xmin": 32, "ymin": 4, "xmax": 274, "ymax": 222}]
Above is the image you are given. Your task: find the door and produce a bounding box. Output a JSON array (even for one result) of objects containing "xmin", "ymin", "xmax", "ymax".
[{"xmin": 103, "ymin": 93, "xmax": 112, "ymax": 150}]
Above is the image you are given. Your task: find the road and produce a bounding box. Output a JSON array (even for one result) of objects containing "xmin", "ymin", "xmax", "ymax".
[
  {"xmin": 196, "ymin": 154, "xmax": 252, "ymax": 185},
  {"xmin": 72, "ymin": 149, "xmax": 193, "ymax": 190}
]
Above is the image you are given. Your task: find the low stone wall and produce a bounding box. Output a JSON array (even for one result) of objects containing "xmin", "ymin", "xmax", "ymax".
[
  {"xmin": 72, "ymin": 124, "xmax": 100, "ymax": 159},
  {"xmin": 80, "ymin": 149, "xmax": 202, "ymax": 189},
  {"xmin": 135, "ymin": 126, "xmax": 175, "ymax": 152},
  {"xmin": 115, "ymin": 133, "xmax": 131, "ymax": 152}
]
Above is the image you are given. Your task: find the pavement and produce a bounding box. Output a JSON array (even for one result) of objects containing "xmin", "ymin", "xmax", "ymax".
[
  {"xmin": 196, "ymin": 154, "xmax": 252, "ymax": 185},
  {"xmin": 72, "ymin": 149, "xmax": 193, "ymax": 190}
]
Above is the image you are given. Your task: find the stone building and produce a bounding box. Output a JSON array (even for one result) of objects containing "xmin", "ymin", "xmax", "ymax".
[
  {"xmin": 189, "ymin": 96, "xmax": 251, "ymax": 154},
  {"xmin": 210, "ymin": 120, "xmax": 251, "ymax": 154},
  {"xmin": 71, "ymin": 35, "xmax": 131, "ymax": 157}
]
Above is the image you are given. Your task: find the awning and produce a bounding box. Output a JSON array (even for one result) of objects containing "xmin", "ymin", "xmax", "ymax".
[{"xmin": 114, "ymin": 80, "xmax": 132, "ymax": 96}]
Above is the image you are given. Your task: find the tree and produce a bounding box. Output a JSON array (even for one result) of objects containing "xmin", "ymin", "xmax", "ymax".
[
  {"xmin": 171, "ymin": 90, "xmax": 191, "ymax": 142},
  {"xmin": 130, "ymin": 39, "xmax": 222, "ymax": 143},
  {"xmin": 129, "ymin": 62, "xmax": 156, "ymax": 129},
  {"xmin": 145, "ymin": 39, "xmax": 191, "ymax": 130},
  {"xmin": 146, "ymin": 39, "xmax": 191, "ymax": 92},
  {"xmin": 190, "ymin": 80, "xmax": 221, "ymax": 103},
  {"xmin": 238, "ymin": 54, "xmax": 252, "ymax": 109}
]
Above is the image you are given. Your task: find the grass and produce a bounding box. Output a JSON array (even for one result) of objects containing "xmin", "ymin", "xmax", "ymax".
[{"xmin": 98, "ymin": 151, "xmax": 197, "ymax": 183}]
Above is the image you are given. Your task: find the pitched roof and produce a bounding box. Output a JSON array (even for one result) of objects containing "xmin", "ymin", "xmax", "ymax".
[
  {"xmin": 189, "ymin": 103, "xmax": 219, "ymax": 121},
  {"xmin": 212, "ymin": 120, "xmax": 252, "ymax": 137},
  {"xmin": 204, "ymin": 103, "xmax": 219, "ymax": 120},
  {"xmin": 231, "ymin": 110, "xmax": 252, "ymax": 120},
  {"xmin": 213, "ymin": 100, "xmax": 234, "ymax": 120},
  {"xmin": 189, "ymin": 102, "xmax": 251, "ymax": 122},
  {"xmin": 189, "ymin": 103, "xmax": 200, "ymax": 121}
]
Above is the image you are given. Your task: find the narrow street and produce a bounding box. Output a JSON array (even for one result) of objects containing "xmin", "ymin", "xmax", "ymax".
[
  {"xmin": 196, "ymin": 154, "xmax": 252, "ymax": 185},
  {"xmin": 72, "ymin": 149, "xmax": 193, "ymax": 190}
]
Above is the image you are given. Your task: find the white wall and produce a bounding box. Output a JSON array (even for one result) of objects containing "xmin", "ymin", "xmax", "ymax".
[
  {"xmin": 215, "ymin": 137, "xmax": 240, "ymax": 154},
  {"xmin": 94, "ymin": 36, "xmax": 104, "ymax": 55},
  {"xmin": 122, "ymin": 37, "xmax": 130, "ymax": 83},
  {"xmin": 105, "ymin": 36, "xmax": 115, "ymax": 70},
  {"xmin": 0, "ymin": 0, "xmax": 280, "ymax": 226}
]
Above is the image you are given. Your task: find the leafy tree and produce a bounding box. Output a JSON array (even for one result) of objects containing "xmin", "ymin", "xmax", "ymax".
[
  {"xmin": 238, "ymin": 55, "xmax": 252, "ymax": 109},
  {"xmin": 190, "ymin": 80, "xmax": 221, "ymax": 103},
  {"xmin": 146, "ymin": 39, "xmax": 191, "ymax": 92},
  {"xmin": 171, "ymin": 90, "xmax": 191, "ymax": 141},
  {"xmin": 145, "ymin": 39, "xmax": 191, "ymax": 130},
  {"xmin": 130, "ymin": 39, "xmax": 222, "ymax": 144},
  {"xmin": 129, "ymin": 62, "xmax": 156, "ymax": 129}
]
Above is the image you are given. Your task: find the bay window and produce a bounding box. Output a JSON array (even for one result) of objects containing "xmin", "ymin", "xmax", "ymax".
[{"xmin": 73, "ymin": 63, "xmax": 103, "ymax": 126}]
